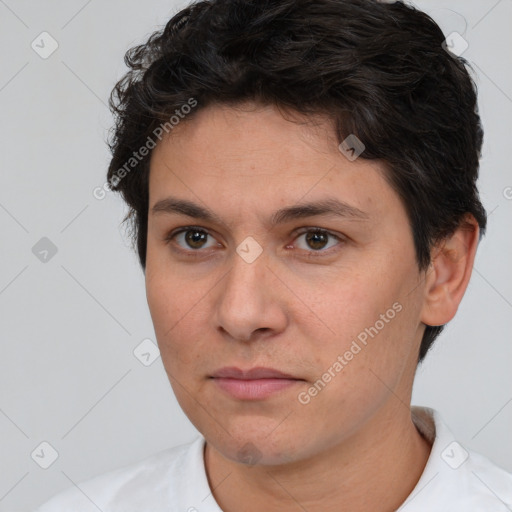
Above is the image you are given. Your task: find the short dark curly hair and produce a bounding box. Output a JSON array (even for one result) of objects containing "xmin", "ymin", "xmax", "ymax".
[{"xmin": 106, "ymin": 0, "xmax": 487, "ymax": 363}]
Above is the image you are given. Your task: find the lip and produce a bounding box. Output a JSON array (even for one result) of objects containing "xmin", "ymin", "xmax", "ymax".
[
  {"xmin": 211, "ymin": 366, "xmax": 299, "ymax": 380},
  {"xmin": 210, "ymin": 367, "xmax": 304, "ymax": 400}
]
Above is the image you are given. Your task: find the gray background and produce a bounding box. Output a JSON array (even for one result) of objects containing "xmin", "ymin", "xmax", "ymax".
[{"xmin": 0, "ymin": 0, "xmax": 510, "ymax": 510}]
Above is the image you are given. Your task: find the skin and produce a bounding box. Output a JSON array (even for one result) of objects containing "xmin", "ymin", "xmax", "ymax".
[{"xmin": 145, "ymin": 102, "xmax": 479, "ymax": 511}]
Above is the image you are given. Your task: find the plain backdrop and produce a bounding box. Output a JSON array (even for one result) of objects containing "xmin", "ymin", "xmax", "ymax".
[{"xmin": 0, "ymin": 0, "xmax": 511, "ymax": 510}]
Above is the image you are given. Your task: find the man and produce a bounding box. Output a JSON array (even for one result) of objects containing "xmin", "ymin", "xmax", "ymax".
[{"xmin": 36, "ymin": 0, "xmax": 512, "ymax": 510}]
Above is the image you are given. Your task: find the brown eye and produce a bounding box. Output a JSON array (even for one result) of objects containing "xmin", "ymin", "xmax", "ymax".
[
  {"xmin": 304, "ymin": 231, "xmax": 329, "ymax": 250},
  {"xmin": 166, "ymin": 227, "xmax": 218, "ymax": 251},
  {"xmin": 184, "ymin": 229, "xmax": 208, "ymax": 249},
  {"xmin": 294, "ymin": 229, "xmax": 343, "ymax": 253},
  {"xmin": 294, "ymin": 228, "xmax": 344, "ymax": 256}
]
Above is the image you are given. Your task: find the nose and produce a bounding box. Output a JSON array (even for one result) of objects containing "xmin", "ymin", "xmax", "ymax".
[{"xmin": 214, "ymin": 244, "xmax": 288, "ymax": 343}]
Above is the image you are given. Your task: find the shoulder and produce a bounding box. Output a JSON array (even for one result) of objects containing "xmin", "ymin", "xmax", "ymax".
[
  {"xmin": 33, "ymin": 436, "xmax": 205, "ymax": 512},
  {"xmin": 421, "ymin": 446, "xmax": 512, "ymax": 510},
  {"xmin": 459, "ymin": 447, "xmax": 512, "ymax": 509},
  {"xmin": 400, "ymin": 407, "xmax": 512, "ymax": 511}
]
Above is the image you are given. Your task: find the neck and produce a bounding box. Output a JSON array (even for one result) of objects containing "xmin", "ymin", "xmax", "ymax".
[{"xmin": 204, "ymin": 403, "xmax": 432, "ymax": 512}]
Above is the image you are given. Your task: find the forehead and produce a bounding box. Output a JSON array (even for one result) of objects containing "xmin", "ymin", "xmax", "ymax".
[
  {"xmin": 148, "ymin": 103, "xmax": 399, "ymax": 224},
  {"xmin": 152, "ymin": 102, "xmax": 345, "ymax": 174}
]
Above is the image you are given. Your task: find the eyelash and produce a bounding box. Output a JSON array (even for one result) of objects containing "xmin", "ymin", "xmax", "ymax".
[{"xmin": 164, "ymin": 226, "xmax": 345, "ymax": 259}]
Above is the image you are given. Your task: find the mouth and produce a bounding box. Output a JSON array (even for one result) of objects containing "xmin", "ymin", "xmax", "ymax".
[
  {"xmin": 210, "ymin": 366, "xmax": 305, "ymax": 400},
  {"xmin": 211, "ymin": 366, "xmax": 301, "ymax": 380}
]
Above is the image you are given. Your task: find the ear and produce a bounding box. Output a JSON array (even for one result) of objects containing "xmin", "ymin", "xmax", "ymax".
[{"xmin": 420, "ymin": 214, "xmax": 480, "ymax": 327}]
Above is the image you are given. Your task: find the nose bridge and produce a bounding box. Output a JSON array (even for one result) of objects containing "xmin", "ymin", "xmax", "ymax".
[
  {"xmin": 222, "ymin": 239, "xmax": 268, "ymax": 308},
  {"xmin": 215, "ymin": 238, "xmax": 279, "ymax": 340}
]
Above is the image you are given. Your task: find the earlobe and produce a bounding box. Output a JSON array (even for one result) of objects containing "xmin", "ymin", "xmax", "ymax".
[{"xmin": 420, "ymin": 215, "xmax": 480, "ymax": 327}]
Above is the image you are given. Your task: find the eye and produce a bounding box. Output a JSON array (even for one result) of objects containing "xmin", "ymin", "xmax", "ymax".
[
  {"xmin": 291, "ymin": 228, "xmax": 344, "ymax": 255},
  {"xmin": 164, "ymin": 226, "xmax": 345, "ymax": 257},
  {"xmin": 166, "ymin": 227, "xmax": 220, "ymax": 251}
]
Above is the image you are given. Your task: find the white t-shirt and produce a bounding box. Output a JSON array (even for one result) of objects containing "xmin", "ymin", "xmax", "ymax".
[{"xmin": 34, "ymin": 406, "xmax": 512, "ymax": 511}]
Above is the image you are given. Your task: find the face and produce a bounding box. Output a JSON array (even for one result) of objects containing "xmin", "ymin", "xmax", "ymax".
[{"xmin": 145, "ymin": 102, "xmax": 428, "ymax": 466}]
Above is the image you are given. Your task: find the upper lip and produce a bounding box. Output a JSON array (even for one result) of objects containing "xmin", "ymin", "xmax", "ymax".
[{"xmin": 211, "ymin": 366, "xmax": 300, "ymax": 380}]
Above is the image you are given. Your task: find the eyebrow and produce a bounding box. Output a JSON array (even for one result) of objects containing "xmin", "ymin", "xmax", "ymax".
[{"xmin": 150, "ymin": 196, "xmax": 370, "ymax": 226}]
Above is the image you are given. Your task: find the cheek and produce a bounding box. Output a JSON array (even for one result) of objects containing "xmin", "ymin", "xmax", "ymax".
[
  {"xmin": 145, "ymin": 263, "xmax": 195, "ymax": 368},
  {"xmin": 145, "ymin": 261, "xmax": 224, "ymax": 381},
  {"xmin": 294, "ymin": 264, "xmax": 393, "ymax": 342},
  {"xmin": 298, "ymin": 261, "xmax": 420, "ymax": 389}
]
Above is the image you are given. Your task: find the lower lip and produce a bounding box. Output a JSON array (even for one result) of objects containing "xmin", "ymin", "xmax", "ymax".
[{"xmin": 212, "ymin": 377, "xmax": 301, "ymax": 400}]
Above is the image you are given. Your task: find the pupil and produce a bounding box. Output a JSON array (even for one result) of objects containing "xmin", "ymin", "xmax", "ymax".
[
  {"xmin": 186, "ymin": 230, "xmax": 206, "ymax": 248},
  {"xmin": 307, "ymin": 231, "xmax": 327, "ymax": 250}
]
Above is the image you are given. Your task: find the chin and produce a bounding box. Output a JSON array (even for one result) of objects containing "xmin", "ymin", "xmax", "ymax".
[{"xmin": 207, "ymin": 424, "xmax": 313, "ymax": 468}]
